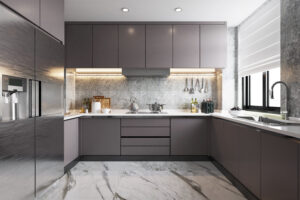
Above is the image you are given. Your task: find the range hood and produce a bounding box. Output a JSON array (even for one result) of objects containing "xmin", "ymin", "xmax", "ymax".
[{"xmin": 122, "ymin": 68, "xmax": 170, "ymax": 77}]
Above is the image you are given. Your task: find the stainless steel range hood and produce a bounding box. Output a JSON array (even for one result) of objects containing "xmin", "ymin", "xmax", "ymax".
[{"xmin": 122, "ymin": 68, "xmax": 170, "ymax": 77}]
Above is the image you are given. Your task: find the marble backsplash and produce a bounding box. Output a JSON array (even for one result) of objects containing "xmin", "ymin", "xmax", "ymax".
[
  {"xmin": 281, "ymin": 0, "xmax": 300, "ymax": 118},
  {"xmin": 66, "ymin": 70, "xmax": 220, "ymax": 111}
]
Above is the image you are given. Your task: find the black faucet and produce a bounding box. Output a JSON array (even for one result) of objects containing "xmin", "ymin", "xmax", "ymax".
[{"xmin": 270, "ymin": 81, "xmax": 288, "ymax": 120}]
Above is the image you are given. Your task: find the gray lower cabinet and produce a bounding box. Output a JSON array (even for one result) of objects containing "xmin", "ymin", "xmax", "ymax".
[
  {"xmin": 122, "ymin": 146, "xmax": 169, "ymax": 155},
  {"xmin": 173, "ymin": 25, "xmax": 200, "ymax": 68},
  {"xmin": 81, "ymin": 118, "xmax": 120, "ymax": 155},
  {"xmin": 93, "ymin": 25, "xmax": 118, "ymax": 68},
  {"xmin": 121, "ymin": 138, "xmax": 170, "ymax": 156},
  {"xmin": 299, "ymin": 144, "xmax": 300, "ymax": 200},
  {"xmin": 200, "ymin": 24, "xmax": 227, "ymax": 68},
  {"xmin": 261, "ymin": 133, "xmax": 298, "ymax": 200},
  {"xmin": 212, "ymin": 119, "xmax": 299, "ymax": 200},
  {"xmin": 211, "ymin": 118, "xmax": 224, "ymax": 163},
  {"xmin": 66, "ymin": 24, "xmax": 92, "ymax": 68},
  {"xmin": 121, "ymin": 118, "xmax": 170, "ymax": 127},
  {"xmin": 146, "ymin": 25, "xmax": 172, "ymax": 68},
  {"xmin": 222, "ymin": 121, "xmax": 239, "ymax": 178},
  {"xmin": 40, "ymin": 0, "xmax": 64, "ymax": 42},
  {"xmin": 171, "ymin": 118, "xmax": 208, "ymax": 155},
  {"xmin": 121, "ymin": 118, "xmax": 170, "ymax": 155},
  {"xmin": 237, "ymin": 125, "xmax": 261, "ymax": 198},
  {"xmin": 64, "ymin": 119, "xmax": 79, "ymax": 166},
  {"xmin": 214, "ymin": 120, "xmax": 258, "ymax": 188},
  {"xmin": 2, "ymin": 0, "xmax": 40, "ymax": 25},
  {"xmin": 119, "ymin": 25, "xmax": 145, "ymax": 68},
  {"xmin": 122, "ymin": 127, "xmax": 169, "ymax": 137}
]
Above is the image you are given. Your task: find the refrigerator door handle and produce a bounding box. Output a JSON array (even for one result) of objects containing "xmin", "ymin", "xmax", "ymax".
[
  {"xmin": 29, "ymin": 80, "xmax": 41, "ymax": 118},
  {"xmin": 29, "ymin": 79, "xmax": 34, "ymax": 118},
  {"xmin": 35, "ymin": 80, "xmax": 41, "ymax": 117}
]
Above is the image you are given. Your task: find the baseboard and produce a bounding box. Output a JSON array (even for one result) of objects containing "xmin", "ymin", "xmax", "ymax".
[
  {"xmin": 80, "ymin": 155, "xmax": 212, "ymax": 161},
  {"xmin": 212, "ymin": 160, "xmax": 260, "ymax": 200},
  {"xmin": 64, "ymin": 157, "xmax": 80, "ymax": 173}
]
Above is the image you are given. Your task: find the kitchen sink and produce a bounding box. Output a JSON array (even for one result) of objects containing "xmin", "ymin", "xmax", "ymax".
[
  {"xmin": 235, "ymin": 116, "xmax": 300, "ymax": 126},
  {"xmin": 126, "ymin": 111, "xmax": 168, "ymax": 114}
]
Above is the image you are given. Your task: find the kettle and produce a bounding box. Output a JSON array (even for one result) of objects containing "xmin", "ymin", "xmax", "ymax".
[{"xmin": 129, "ymin": 97, "xmax": 139, "ymax": 113}]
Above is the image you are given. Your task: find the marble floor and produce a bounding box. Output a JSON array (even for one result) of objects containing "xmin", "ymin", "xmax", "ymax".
[{"xmin": 40, "ymin": 161, "xmax": 246, "ymax": 200}]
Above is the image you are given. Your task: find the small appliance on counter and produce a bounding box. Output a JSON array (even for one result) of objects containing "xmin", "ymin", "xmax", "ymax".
[
  {"xmin": 81, "ymin": 96, "xmax": 111, "ymax": 113},
  {"xmin": 91, "ymin": 100, "xmax": 101, "ymax": 113},
  {"xmin": 201, "ymin": 99, "xmax": 215, "ymax": 113}
]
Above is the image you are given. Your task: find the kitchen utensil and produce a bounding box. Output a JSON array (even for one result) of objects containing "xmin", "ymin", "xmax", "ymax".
[
  {"xmin": 189, "ymin": 78, "xmax": 194, "ymax": 94},
  {"xmin": 200, "ymin": 78, "xmax": 204, "ymax": 93},
  {"xmin": 195, "ymin": 78, "xmax": 200, "ymax": 92},
  {"xmin": 147, "ymin": 102, "xmax": 165, "ymax": 113},
  {"xmin": 129, "ymin": 97, "xmax": 139, "ymax": 113},
  {"xmin": 204, "ymin": 79, "xmax": 208, "ymax": 93},
  {"xmin": 184, "ymin": 78, "xmax": 189, "ymax": 92}
]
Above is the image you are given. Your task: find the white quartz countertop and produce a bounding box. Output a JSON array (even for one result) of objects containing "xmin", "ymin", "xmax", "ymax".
[
  {"xmin": 212, "ymin": 113, "xmax": 300, "ymax": 140},
  {"xmin": 64, "ymin": 109, "xmax": 300, "ymax": 140},
  {"xmin": 64, "ymin": 109, "xmax": 211, "ymax": 120}
]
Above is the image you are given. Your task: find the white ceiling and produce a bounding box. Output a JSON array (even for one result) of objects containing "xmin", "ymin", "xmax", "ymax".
[{"xmin": 65, "ymin": 0, "xmax": 267, "ymax": 26}]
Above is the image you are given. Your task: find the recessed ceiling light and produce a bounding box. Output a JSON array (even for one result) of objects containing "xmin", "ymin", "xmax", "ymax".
[
  {"xmin": 175, "ymin": 7, "xmax": 182, "ymax": 12},
  {"xmin": 121, "ymin": 8, "xmax": 129, "ymax": 13}
]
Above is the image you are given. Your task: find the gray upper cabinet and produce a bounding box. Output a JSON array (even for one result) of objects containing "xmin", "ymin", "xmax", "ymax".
[
  {"xmin": 171, "ymin": 118, "xmax": 208, "ymax": 155},
  {"xmin": 119, "ymin": 25, "xmax": 145, "ymax": 68},
  {"xmin": 2, "ymin": 0, "xmax": 64, "ymax": 42},
  {"xmin": 2, "ymin": 0, "xmax": 40, "ymax": 25},
  {"xmin": 40, "ymin": 0, "xmax": 64, "ymax": 42},
  {"xmin": 93, "ymin": 25, "xmax": 118, "ymax": 68},
  {"xmin": 66, "ymin": 25, "xmax": 93, "ymax": 68},
  {"xmin": 81, "ymin": 118, "xmax": 120, "ymax": 155},
  {"xmin": 173, "ymin": 25, "xmax": 200, "ymax": 68},
  {"xmin": 64, "ymin": 23, "xmax": 228, "ymax": 69},
  {"xmin": 261, "ymin": 133, "xmax": 298, "ymax": 200},
  {"xmin": 237, "ymin": 125, "xmax": 261, "ymax": 198},
  {"xmin": 200, "ymin": 24, "xmax": 227, "ymax": 68},
  {"xmin": 146, "ymin": 25, "xmax": 172, "ymax": 68}
]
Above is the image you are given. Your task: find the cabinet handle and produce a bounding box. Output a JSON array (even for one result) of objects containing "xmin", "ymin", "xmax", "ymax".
[{"xmin": 256, "ymin": 129, "xmax": 261, "ymax": 132}]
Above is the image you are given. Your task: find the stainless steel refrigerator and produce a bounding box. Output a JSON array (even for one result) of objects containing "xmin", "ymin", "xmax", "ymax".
[{"xmin": 0, "ymin": 3, "xmax": 64, "ymax": 199}]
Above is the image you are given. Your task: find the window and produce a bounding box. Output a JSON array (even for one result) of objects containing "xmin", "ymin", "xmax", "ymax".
[{"xmin": 242, "ymin": 67, "xmax": 280, "ymax": 113}]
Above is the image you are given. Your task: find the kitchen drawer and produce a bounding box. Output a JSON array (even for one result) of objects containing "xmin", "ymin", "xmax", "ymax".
[
  {"xmin": 121, "ymin": 146, "xmax": 170, "ymax": 155},
  {"xmin": 121, "ymin": 118, "xmax": 170, "ymax": 127},
  {"xmin": 121, "ymin": 127, "xmax": 170, "ymax": 137},
  {"xmin": 121, "ymin": 138, "xmax": 170, "ymax": 146}
]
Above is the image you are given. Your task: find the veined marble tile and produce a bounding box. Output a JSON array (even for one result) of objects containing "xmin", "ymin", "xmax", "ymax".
[
  {"xmin": 39, "ymin": 161, "xmax": 246, "ymax": 200},
  {"xmin": 73, "ymin": 76, "xmax": 219, "ymax": 110}
]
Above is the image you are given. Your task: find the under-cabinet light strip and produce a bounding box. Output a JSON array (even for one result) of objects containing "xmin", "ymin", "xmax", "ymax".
[
  {"xmin": 74, "ymin": 68, "xmax": 216, "ymax": 76},
  {"xmin": 75, "ymin": 68, "xmax": 122, "ymax": 74}
]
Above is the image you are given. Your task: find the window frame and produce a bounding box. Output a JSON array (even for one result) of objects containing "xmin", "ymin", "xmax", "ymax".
[{"xmin": 242, "ymin": 71, "xmax": 280, "ymax": 113}]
